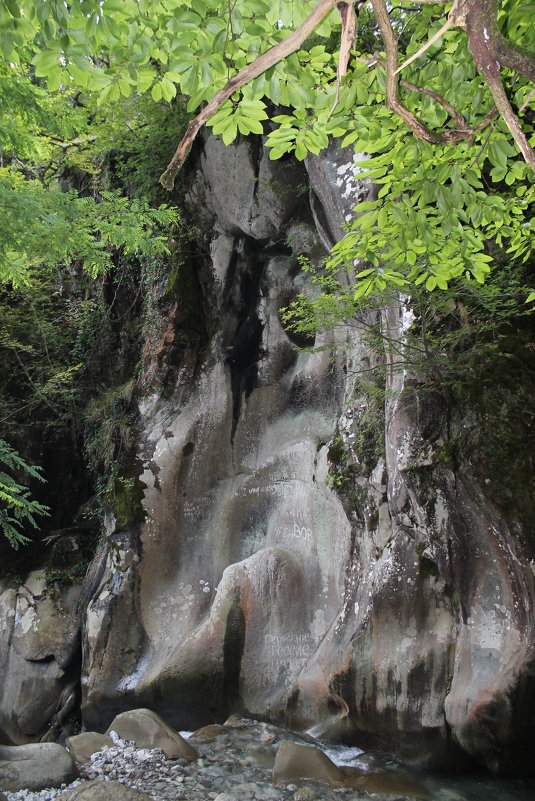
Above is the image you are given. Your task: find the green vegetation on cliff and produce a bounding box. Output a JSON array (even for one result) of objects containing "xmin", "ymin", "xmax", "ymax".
[{"xmin": 1, "ymin": 0, "xmax": 534, "ymax": 550}]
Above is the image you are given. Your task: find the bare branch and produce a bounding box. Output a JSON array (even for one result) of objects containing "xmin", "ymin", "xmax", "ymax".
[
  {"xmin": 473, "ymin": 107, "xmax": 499, "ymax": 132},
  {"xmin": 400, "ymin": 80, "xmax": 466, "ymax": 126},
  {"xmin": 456, "ymin": 0, "xmax": 535, "ymax": 172},
  {"xmin": 359, "ymin": 51, "xmax": 497, "ymax": 139},
  {"xmin": 394, "ymin": 15, "xmax": 455, "ymax": 75},
  {"xmin": 327, "ymin": 1, "xmax": 358, "ymax": 120},
  {"xmin": 519, "ymin": 87, "xmax": 535, "ymax": 115},
  {"xmin": 160, "ymin": 0, "xmax": 339, "ymax": 189},
  {"xmin": 371, "ymin": 0, "xmax": 442, "ymax": 143},
  {"xmin": 482, "ymin": 71, "xmax": 535, "ymax": 171},
  {"xmin": 338, "ymin": 2, "xmax": 357, "ymax": 79}
]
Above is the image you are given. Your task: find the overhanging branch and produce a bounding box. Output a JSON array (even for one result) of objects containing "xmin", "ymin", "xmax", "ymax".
[
  {"xmin": 159, "ymin": 0, "xmax": 535, "ymax": 190},
  {"xmin": 159, "ymin": 0, "xmax": 339, "ymax": 189}
]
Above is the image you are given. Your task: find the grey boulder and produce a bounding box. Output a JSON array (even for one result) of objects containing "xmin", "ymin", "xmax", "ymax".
[
  {"xmin": 66, "ymin": 732, "xmax": 114, "ymax": 764},
  {"xmin": 0, "ymin": 742, "xmax": 78, "ymax": 791},
  {"xmin": 59, "ymin": 780, "xmax": 151, "ymax": 800},
  {"xmin": 105, "ymin": 708, "xmax": 197, "ymax": 760}
]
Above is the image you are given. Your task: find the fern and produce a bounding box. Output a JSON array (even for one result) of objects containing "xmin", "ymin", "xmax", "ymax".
[{"xmin": 0, "ymin": 439, "xmax": 49, "ymax": 549}]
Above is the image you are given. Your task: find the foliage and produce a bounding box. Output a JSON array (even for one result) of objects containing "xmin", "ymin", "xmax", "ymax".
[
  {"xmin": 0, "ymin": 25, "xmax": 189, "ymax": 550},
  {"xmin": 1, "ymin": 0, "xmax": 534, "ymax": 550},
  {"xmin": 1, "ymin": 1, "xmax": 534, "ymax": 303},
  {"xmin": 0, "ymin": 171, "xmax": 177, "ymax": 286},
  {"xmin": 0, "ymin": 438, "xmax": 49, "ymax": 548},
  {"xmin": 0, "ymin": 59, "xmax": 179, "ymax": 288}
]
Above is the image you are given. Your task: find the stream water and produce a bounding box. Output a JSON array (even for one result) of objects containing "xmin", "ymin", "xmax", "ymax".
[{"xmin": 320, "ymin": 741, "xmax": 535, "ymax": 801}]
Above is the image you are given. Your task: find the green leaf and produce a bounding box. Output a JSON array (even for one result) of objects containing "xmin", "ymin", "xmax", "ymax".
[
  {"xmin": 222, "ymin": 122, "xmax": 238, "ymax": 145},
  {"xmin": 295, "ymin": 141, "xmax": 307, "ymax": 161},
  {"xmin": 5, "ymin": 0, "xmax": 20, "ymax": 18},
  {"xmin": 32, "ymin": 49, "xmax": 61, "ymax": 76},
  {"xmin": 137, "ymin": 68, "xmax": 157, "ymax": 93},
  {"xmin": 47, "ymin": 69, "xmax": 62, "ymax": 92},
  {"xmin": 160, "ymin": 77, "xmax": 177, "ymax": 102},
  {"xmin": 118, "ymin": 77, "xmax": 132, "ymax": 97}
]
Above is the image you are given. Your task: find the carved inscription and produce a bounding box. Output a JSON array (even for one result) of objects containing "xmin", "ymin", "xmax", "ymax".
[
  {"xmin": 265, "ymin": 632, "xmax": 313, "ymax": 672},
  {"xmin": 274, "ymin": 522, "xmax": 313, "ymax": 544},
  {"xmin": 183, "ymin": 495, "xmax": 212, "ymax": 520}
]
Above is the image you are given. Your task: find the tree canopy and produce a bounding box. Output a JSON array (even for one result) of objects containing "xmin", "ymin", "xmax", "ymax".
[{"xmin": 1, "ymin": 0, "xmax": 534, "ymax": 301}]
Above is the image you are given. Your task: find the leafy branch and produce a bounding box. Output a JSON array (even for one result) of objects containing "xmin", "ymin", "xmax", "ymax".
[
  {"xmin": 158, "ymin": 0, "xmax": 535, "ymax": 185},
  {"xmin": 0, "ymin": 438, "xmax": 50, "ymax": 548}
]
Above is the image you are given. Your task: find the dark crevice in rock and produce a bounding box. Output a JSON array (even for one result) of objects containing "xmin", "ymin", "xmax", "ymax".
[
  {"xmin": 250, "ymin": 135, "xmax": 262, "ymax": 213},
  {"xmin": 308, "ymin": 187, "xmax": 336, "ymax": 252},
  {"xmin": 228, "ymin": 309, "xmax": 263, "ymax": 441},
  {"xmin": 225, "ymin": 243, "xmax": 265, "ymax": 441},
  {"xmin": 222, "ymin": 239, "xmax": 240, "ymax": 303},
  {"xmin": 223, "ymin": 591, "xmax": 246, "ymax": 716},
  {"xmin": 43, "ymin": 650, "xmax": 83, "ymax": 743}
]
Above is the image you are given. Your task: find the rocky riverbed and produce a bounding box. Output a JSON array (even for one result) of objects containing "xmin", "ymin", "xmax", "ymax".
[{"xmin": 3, "ymin": 718, "xmax": 535, "ymax": 801}]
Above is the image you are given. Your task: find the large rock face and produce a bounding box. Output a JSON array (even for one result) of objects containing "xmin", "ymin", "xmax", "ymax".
[
  {"xmin": 76, "ymin": 133, "xmax": 535, "ymax": 774},
  {"xmin": 0, "ymin": 573, "xmax": 81, "ymax": 745}
]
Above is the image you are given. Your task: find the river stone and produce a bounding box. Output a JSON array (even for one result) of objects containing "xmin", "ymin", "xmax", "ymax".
[
  {"xmin": 66, "ymin": 732, "xmax": 114, "ymax": 764},
  {"xmin": 105, "ymin": 708, "xmax": 197, "ymax": 760},
  {"xmin": 191, "ymin": 724, "xmax": 226, "ymax": 742},
  {"xmin": 59, "ymin": 780, "xmax": 152, "ymax": 800},
  {"xmin": 0, "ymin": 742, "xmax": 78, "ymax": 791},
  {"xmin": 273, "ymin": 741, "xmax": 430, "ymax": 798},
  {"xmin": 273, "ymin": 741, "xmax": 350, "ymax": 788}
]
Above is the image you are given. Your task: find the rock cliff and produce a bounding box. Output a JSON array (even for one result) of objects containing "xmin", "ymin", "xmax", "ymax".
[{"xmin": 1, "ymin": 134, "xmax": 534, "ymax": 776}]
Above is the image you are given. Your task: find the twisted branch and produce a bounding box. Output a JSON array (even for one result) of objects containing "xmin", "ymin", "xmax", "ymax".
[
  {"xmin": 159, "ymin": 0, "xmax": 535, "ymax": 189},
  {"xmin": 160, "ymin": 0, "xmax": 339, "ymax": 189}
]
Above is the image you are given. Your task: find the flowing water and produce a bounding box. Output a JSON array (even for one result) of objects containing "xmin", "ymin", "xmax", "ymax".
[{"xmin": 320, "ymin": 740, "xmax": 535, "ymax": 801}]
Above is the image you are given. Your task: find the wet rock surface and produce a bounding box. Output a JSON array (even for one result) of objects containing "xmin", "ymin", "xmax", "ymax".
[{"xmin": 77, "ymin": 133, "xmax": 535, "ymax": 773}]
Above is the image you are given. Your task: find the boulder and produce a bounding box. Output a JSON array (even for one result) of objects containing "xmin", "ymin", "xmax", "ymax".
[
  {"xmin": 273, "ymin": 741, "xmax": 351, "ymax": 788},
  {"xmin": 191, "ymin": 724, "xmax": 226, "ymax": 742},
  {"xmin": 59, "ymin": 780, "xmax": 152, "ymax": 800},
  {"xmin": 66, "ymin": 732, "xmax": 114, "ymax": 764},
  {"xmin": 273, "ymin": 741, "xmax": 430, "ymax": 798},
  {"xmin": 0, "ymin": 742, "xmax": 78, "ymax": 791},
  {"xmin": 105, "ymin": 709, "xmax": 197, "ymax": 760},
  {"xmin": 0, "ymin": 576, "xmax": 82, "ymax": 744}
]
